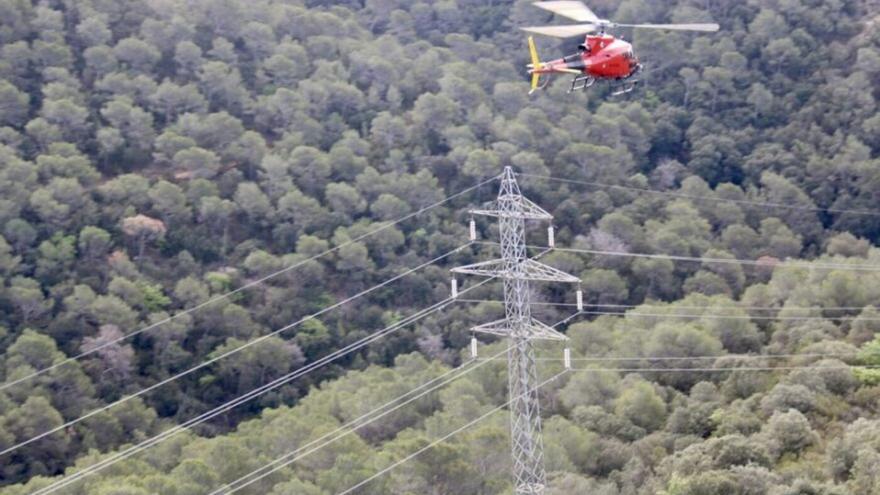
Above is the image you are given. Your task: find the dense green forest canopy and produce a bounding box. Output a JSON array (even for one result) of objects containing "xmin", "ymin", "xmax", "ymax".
[{"xmin": 0, "ymin": 0, "xmax": 879, "ymax": 492}]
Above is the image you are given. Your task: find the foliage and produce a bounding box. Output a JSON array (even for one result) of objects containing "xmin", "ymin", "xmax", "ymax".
[{"xmin": 0, "ymin": 0, "xmax": 877, "ymax": 491}]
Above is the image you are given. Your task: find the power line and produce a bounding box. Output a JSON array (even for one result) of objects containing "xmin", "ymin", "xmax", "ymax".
[
  {"xmin": 575, "ymin": 309, "xmax": 880, "ymax": 322},
  {"xmin": 4, "ymin": 245, "xmax": 471, "ymax": 459},
  {"xmin": 519, "ymin": 173, "xmax": 880, "ymax": 218},
  {"xmin": 335, "ymin": 371, "xmax": 569, "ymax": 495},
  {"xmin": 567, "ymin": 365, "xmax": 880, "ymax": 372},
  {"xmin": 32, "ymin": 278, "xmax": 494, "ymax": 495},
  {"xmin": 461, "ymin": 301, "xmax": 880, "ymax": 322},
  {"xmin": 215, "ymin": 347, "xmax": 510, "ymax": 495},
  {"xmin": 540, "ymin": 352, "xmax": 857, "ymax": 362},
  {"xmin": 0, "ymin": 175, "xmax": 498, "ymax": 392},
  {"xmin": 457, "ymin": 299, "xmax": 874, "ymax": 313},
  {"xmin": 493, "ymin": 243, "xmax": 880, "ymax": 273},
  {"xmin": 219, "ymin": 310, "xmax": 580, "ymax": 494},
  {"xmin": 244, "ymin": 363, "xmax": 874, "ymax": 495},
  {"xmin": 548, "ymin": 310, "xmax": 583, "ymax": 329}
]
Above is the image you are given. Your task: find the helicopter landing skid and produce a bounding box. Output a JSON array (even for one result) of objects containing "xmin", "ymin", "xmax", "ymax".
[
  {"xmin": 568, "ymin": 74, "xmax": 595, "ymax": 92},
  {"xmin": 610, "ymin": 79, "xmax": 639, "ymax": 96}
]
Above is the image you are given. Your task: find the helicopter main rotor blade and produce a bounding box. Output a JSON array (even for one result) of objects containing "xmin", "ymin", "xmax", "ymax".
[
  {"xmin": 521, "ymin": 24, "xmax": 597, "ymax": 38},
  {"xmin": 616, "ymin": 22, "xmax": 720, "ymax": 32},
  {"xmin": 532, "ymin": 1, "xmax": 599, "ymax": 23}
]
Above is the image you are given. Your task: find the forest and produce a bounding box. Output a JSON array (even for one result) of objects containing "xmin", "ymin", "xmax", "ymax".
[{"xmin": 0, "ymin": 0, "xmax": 879, "ymax": 493}]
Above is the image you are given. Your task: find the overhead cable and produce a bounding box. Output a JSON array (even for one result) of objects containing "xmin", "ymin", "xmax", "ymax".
[
  {"xmin": 490, "ymin": 242, "xmax": 880, "ymax": 273},
  {"xmin": 33, "ymin": 278, "xmax": 493, "ymax": 495},
  {"xmin": 519, "ymin": 173, "xmax": 880, "ymax": 217},
  {"xmin": 457, "ymin": 299, "xmax": 875, "ymax": 313},
  {"xmin": 5, "ymin": 244, "xmax": 472, "ymax": 458},
  {"xmin": 1, "ymin": 175, "xmax": 497, "ymax": 392},
  {"xmin": 566, "ymin": 365, "xmax": 880, "ymax": 372},
  {"xmin": 539, "ymin": 352, "xmax": 857, "ymax": 362},
  {"xmin": 460, "ymin": 300, "xmax": 880, "ymax": 322},
  {"xmin": 574, "ymin": 309, "xmax": 880, "ymax": 322},
  {"xmin": 334, "ymin": 371, "xmax": 569, "ymax": 495},
  {"xmin": 215, "ymin": 347, "xmax": 510, "ymax": 494}
]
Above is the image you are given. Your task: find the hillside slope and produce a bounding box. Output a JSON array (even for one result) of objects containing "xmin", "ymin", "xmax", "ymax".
[{"xmin": 0, "ymin": 0, "xmax": 878, "ymax": 491}]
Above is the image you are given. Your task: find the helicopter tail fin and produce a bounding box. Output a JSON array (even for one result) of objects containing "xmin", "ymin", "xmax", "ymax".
[{"xmin": 527, "ymin": 36, "xmax": 542, "ymax": 94}]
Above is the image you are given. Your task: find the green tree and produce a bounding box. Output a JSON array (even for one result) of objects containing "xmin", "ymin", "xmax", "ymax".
[
  {"xmin": 0, "ymin": 80, "xmax": 28, "ymax": 126},
  {"xmin": 613, "ymin": 377, "xmax": 667, "ymax": 432},
  {"xmin": 113, "ymin": 37, "xmax": 160, "ymax": 73}
]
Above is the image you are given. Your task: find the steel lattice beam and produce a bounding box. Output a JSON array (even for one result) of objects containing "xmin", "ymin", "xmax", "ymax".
[
  {"xmin": 452, "ymin": 258, "xmax": 580, "ymax": 283},
  {"xmin": 453, "ymin": 167, "xmax": 578, "ymax": 494}
]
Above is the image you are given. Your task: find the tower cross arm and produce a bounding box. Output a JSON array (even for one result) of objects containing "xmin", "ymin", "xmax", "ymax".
[
  {"xmin": 452, "ymin": 258, "xmax": 580, "ymax": 283},
  {"xmin": 470, "ymin": 195, "xmax": 553, "ymax": 220},
  {"xmin": 471, "ymin": 318, "xmax": 569, "ymax": 341}
]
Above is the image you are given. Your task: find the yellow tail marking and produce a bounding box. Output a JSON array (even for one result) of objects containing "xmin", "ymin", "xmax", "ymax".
[{"xmin": 528, "ymin": 36, "xmax": 541, "ymax": 92}]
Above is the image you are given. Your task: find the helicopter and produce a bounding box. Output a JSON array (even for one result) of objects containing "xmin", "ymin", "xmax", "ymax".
[{"xmin": 522, "ymin": 1, "xmax": 719, "ymax": 96}]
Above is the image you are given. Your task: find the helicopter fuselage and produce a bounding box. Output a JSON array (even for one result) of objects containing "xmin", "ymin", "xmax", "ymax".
[{"xmin": 534, "ymin": 34, "xmax": 640, "ymax": 80}]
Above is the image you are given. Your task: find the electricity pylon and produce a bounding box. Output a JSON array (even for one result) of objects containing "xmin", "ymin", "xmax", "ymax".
[{"xmin": 453, "ymin": 167, "xmax": 578, "ymax": 494}]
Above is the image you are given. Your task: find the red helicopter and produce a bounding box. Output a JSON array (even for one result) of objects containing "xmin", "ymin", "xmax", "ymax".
[{"xmin": 522, "ymin": 1, "xmax": 719, "ymax": 95}]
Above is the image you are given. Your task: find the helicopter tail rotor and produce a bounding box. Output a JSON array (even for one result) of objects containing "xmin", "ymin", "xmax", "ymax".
[{"xmin": 527, "ymin": 36, "xmax": 543, "ymax": 94}]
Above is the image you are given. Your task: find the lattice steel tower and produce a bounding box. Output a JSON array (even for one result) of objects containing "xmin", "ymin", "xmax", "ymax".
[{"xmin": 453, "ymin": 167, "xmax": 578, "ymax": 494}]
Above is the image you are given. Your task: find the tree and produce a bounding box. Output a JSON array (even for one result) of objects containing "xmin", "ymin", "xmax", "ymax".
[
  {"xmin": 240, "ymin": 21, "xmax": 275, "ymax": 59},
  {"xmin": 613, "ymin": 378, "xmax": 667, "ymax": 432},
  {"xmin": 83, "ymin": 46, "xmax": 119, "ymax": 80},
  {"xmin": 762, "ymin": 409, "xmax": 817, "ymax": 460},
  {"xmin": 560, "ymin": 369, "xmax": 621, "ymax": 412},
  {"xmin": 89, "ymin": 294, "xmax": 138, "ymax": 329},
  {"xmin": 0, "ymin": 233, "xmax": 21, "ymax": 276},
  {"xmin": 289, "ymin": 146, "xmax": 331, "ymax": 196},
  {"xmin": 75, "ymin": 16, "xmax": 112, "ymax": 47},
  {"xmin": 100, "ymin": 96, "xmax": 156, "ymax": 153},
  {"xmin": 35, "ymin": 233, "xmax": 76, "ymax": 283},
  {"xmin": 642, "ymin": 323, "xmax": 724, "ymax": 389},
  {"xmin": 121, "ymin": 214, "xmax": 167, "ymax": 259},
  {"xmin": 198, "ymin": 196, "xmax": 237, "ymax": 254},
  {"xmin": 334, "ymin": 240, "xmax": 374, "ymax": 274},
  {"xmin": 581, "ymin": 268, "xmax": 629, "ymax": 305},
  {"xmin": 0, "ymin": 80, "xmax": 29, "ymax": 126},
  {"xmin": 370, "ymin": 193, "xmax": 410, "ymax": 220},
  {"xmin": 78, "ymin": 226, "xmax": 113, "ymax": 261},
  {"xmin": 325, "ymin": 182, "xmax": 367, "ymax": 217},
  {"xmin": 208, "ymin": 336, "xmax": 304, "ymax": 398},
  {"xmin": 462, "ymin": 148, "xmax": 500, "ymax": 179},
  {"xmin": 40, "ymin": 99, "xmax": 90, "ymax": 142},
  {"xmin": 1, "ymin": 396, "xmax": 71, "ymax": 481},
  {"xmin": 173, "ymin": 276, "xmax": 209, "ymax": 308},
  {"xmin": 198, "ymin": 61, "xmax": 250, "ymax": 114},
  {"xmin": 148, "ymin": 180, "xmax": 189, "ymax": 226},
  {"xmin": 113, "ymin": 37, "xmax": 160, "ymax": 73},
  {"xmin": 234, "ymin": 182, "xmax": 272, "ymax": 226},
  {"xmin": 81, "ymin": 324, "xmax": 136, "ymax": 386},
  {"xmin": 148, "ymin": 81, "xmax": 208, "ymax": 122},
  {"xmin": 173, "ymin": 147, "xmax": 221, "ymax": 179},
  {"xmin": 7, "ymin": 276, "xmax": 54, "ymax": 323},
  {"xmin": 36, "ymin": 142, "xmax": 101, "ymax": 185},
  {"xmin": 760, "ymin": 383, "xmax": 817, "ymax": 415},
  {"xmin": 0, "ymin": 0, "xmax": 879, "ymax": 489},
  {"xmin": 174, "ymin": 40, "xmax": 203, "ymax": 78}
]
